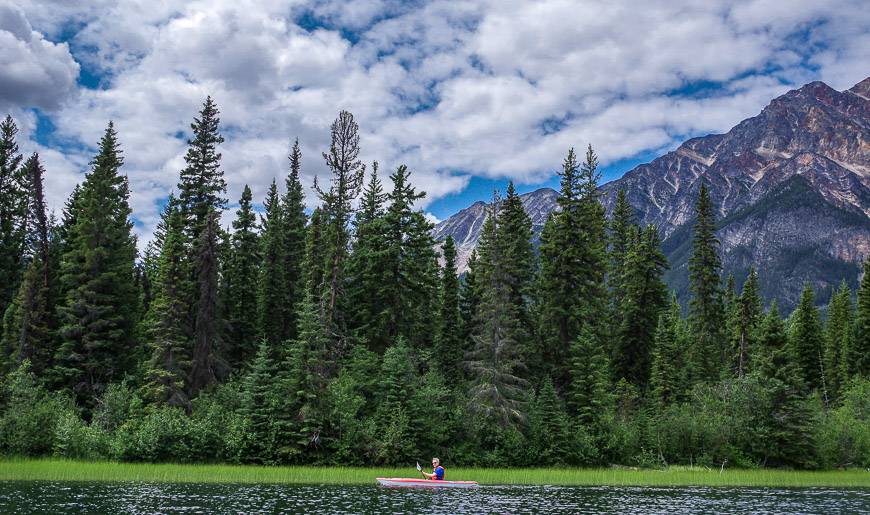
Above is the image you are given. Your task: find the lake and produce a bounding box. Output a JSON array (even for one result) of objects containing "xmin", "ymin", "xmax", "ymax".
[{"xmin": 2, "ymin": 481, "xmax": 869, "ymax": 513}]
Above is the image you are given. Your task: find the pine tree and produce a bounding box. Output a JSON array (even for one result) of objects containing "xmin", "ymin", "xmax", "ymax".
[
  {"xmin": 435, "ymin": 236, "xmax": 462, "ymax": 382},
  {"xmin": 178, "ymin": 96, "xmax": 226, "ymax": 243},
  {"xmin": 294, "ymin": 291, "xmax": 330, "ymax": 459},
  {"xmin": 316, "ymin": 111, "xmax": 365, "ymax": 355},
  {"xmin": 223, "ymin": 185, "xmax": 260, "ymax": 369},
  {"xmin": 529, "ymin": 377, "xmax": 570, "ymax": 465},
  {"xmin": 242, "ymin": 338, "xmax": 279, "ymax": 463},
  {"xmin": 188, "ymin": 210, "xmax": 223, "ymax": 395},
  {"xmin": 1, "ymin": 154, "xmax": 55, "ymax": 374},
  {"xmin": 402, "ymin": 210, "xmax": 439, "ymax": 348},
  {"xmin": 459, "ymin": 249, "xmax": 481, "ymax": 349},
  {"xmin": 650, "ymin": 294, "xmax": 688, "ymax": 406},
  {"xmin": 142, "ymin": 201, "xmax": 191, "ymax": 408},
  {"xmin": 789, "ymin": 284, "xmax": 824, "ymax": 392},
  {"xmin": 304, "ymin": 206, "xmax": 326, "ymax": 299},
  {"xmin": 54, "ymin": 122, "xmax": 138, "ymax": 407},
  {"xmin": 849, "ymin": 259, "xmax": 870, "ymax": 378},
  {"xmin": 497, "ymin": 181, "xmax": 536, "ymax": 358},
  {"xmin": 824, "ymin": 281, "xmax": 852, "ymax": 400},
  {"xmin": 612, "ymin": 224, "xmax": 668, "ymax": 386},
  {"xmin": 0, "ymin": 115, "xmax": 26, "ymax": 331},
  {"xmin": 258, "ymin": 180, "xmax": 287, "ymax": 347},
  {"xmin": 687, "ymin": 183, "xmax": 725, "ymax": 383},
  {"xmin": 281, "ymin": 139, "xmax": 308, "ymax": 342}
]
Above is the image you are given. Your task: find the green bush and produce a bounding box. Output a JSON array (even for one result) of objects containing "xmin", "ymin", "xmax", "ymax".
[{"xmin": 816, "ymin": 378, "xmax": 870, "ymax": 468}]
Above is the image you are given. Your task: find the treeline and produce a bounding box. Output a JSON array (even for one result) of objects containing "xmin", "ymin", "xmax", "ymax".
[{"xmin": 1, "ymin": 100, "xmax": 869, "ymax": 469}]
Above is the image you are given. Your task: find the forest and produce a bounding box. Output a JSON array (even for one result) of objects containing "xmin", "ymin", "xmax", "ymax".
[{"xmin": 1, "ymin": 98, "xmax": 869, "ymax": 470}]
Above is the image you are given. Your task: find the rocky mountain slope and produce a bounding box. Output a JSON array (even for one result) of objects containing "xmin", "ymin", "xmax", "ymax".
[{"xmin": 433, "ymin": 77, "xmax": 870, "ymax": 310}]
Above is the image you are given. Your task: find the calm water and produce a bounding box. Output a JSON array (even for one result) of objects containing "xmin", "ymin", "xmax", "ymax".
[{"xmin": 1, "ymin": 481, "xmax": 869, "ymax": 514}]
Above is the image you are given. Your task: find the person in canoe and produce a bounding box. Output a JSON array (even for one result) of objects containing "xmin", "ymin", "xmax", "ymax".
[{"xmin": 419, "ymin": 458, "xmax": 445, "ymax": 481}]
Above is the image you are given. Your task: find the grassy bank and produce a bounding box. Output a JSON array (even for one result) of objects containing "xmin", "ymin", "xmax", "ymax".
[{"xmin": 1, "ymin": 459, "xmax": 870, "ymax": 487}]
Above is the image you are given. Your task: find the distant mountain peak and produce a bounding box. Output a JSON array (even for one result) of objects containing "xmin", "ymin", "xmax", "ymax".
[{"xmin": 434, "ymin": 77, "xmax": 870, "ymax": 309}]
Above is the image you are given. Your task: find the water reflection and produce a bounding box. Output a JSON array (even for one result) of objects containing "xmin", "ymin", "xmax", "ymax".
[{"xmin": 2, "ymin": 481, "xmax": 869, "ymax": 514}]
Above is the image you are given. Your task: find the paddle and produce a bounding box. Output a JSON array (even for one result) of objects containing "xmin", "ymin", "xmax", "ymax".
[{"xmin": 416, "ymin": 462, "xmax": 424, "ymax": 478}]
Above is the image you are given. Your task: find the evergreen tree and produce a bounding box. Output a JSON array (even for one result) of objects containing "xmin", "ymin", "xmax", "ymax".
[
  {"xmin": 734, "ymin": 269, "xmax": 763, "ymax": 377},
  {"xmin": 529, "ymin": 377, "xmax": 570, "ymax": 465},
  {"xmin": 497, "ymin": 181, "xmax": 536, "ymax": 358},
  {"xmin": 402, "ymin": 210, "xmax": 439, "ymax": 348},
  {"xmin": 188, "ymin": 210, "xmax": 223, "ymax": 395},
  {"xmin": 650, "ymin": 294, "xmax": 688, "ymax": 406},
  {"xmin": 281, "ymin": 139, "xmax": 308, "ymax": 342},
  {"xmin": 346, "ymin": 165, "xmax": 390, "ymax": 352},
  {"xmin": 849, "ymin": 258, "xmax": 870, "ymax": 378},
  {"xmin": 687, "ymin": 183, "xmax": 725, "ymax": 382},
  {"xmin": 435, "ymin": 236, "xmax": 462, "ymax": 382},
  {"xmin": 0, "ymin": 115, "xmax": 26, "ymax": 331},
  {"xmin": 257, "ymin": 180, "xmax": 287, "ymax": 347},
  {"xmin": 824, "ymin": 281, "xmax": 852, "ymax": 400},
  {"xmin": 223, "ymin": 185, "xmax": 260, "ymax": 369},
  {"xmin": 304, "ymin": 206, "xmax": 326, "ymax": 299},
  {"xmin": 316, "ymin": 111, "xmax": 365, "ymax": 355},
  {"xmin": 568, "ymin": 325, "xmax": 612, "ymax": 428},
  {"xmin": 612, "ymin": 224, "xmax": 668, "ymax": 386},
  {"xmin": 789, "ymin": 284, "xmax": 824, "ymax": 392},
  {"xmin": 141, "ymin": 201, "xmax": 191, "ymax": 408},
  {"xmin": 1, "ymin": 154, "xmax": 55, "ymax": 374},
  {"xmin": 178, "ymin": 96, "xmax": 226, "ymax": 243},
  {"xmin": 459, "ymin": 249, "xmax": 481, "ymax": 349},
  {"xmin": 466, "ymin": 196, "xmax": 527, "ymax": 427},
  {"xmin": 294, "ymin": 291, "xmax": 330, "ymax": 459},
  {"xmin": 54, "ymin": 122, "xmax": 138, "ymax": 407},
  {"xmin": 607, "ymin": 189, "xmax": 635, "ymax": 343},
  {"xmin": 538, "ymin": 145, "xmax": 608, "ymax": 388},
  {"xmin": 242, "ymin": 338, "xmax": 279, "ymax": 463}
]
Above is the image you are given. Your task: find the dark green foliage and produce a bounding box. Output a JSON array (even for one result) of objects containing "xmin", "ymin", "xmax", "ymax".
[
  {"xmin": 789, "ymin": 284, "xmax": 825, "ymax": 392},
  {"xmin": 189, "ymin": 210, "xmax": 223, "ymax": 395},
  {"xmin": 650, "ymin": 295, "xmax": 688, "ymax": 406},
  {"xmin": 257, "ymin": 180, "xmax": 287, "ymax": 347},
  {"xmin": 222, "ymin": 186, "xmax": 260, "ymax": 369},
  {"xmin": 568, "ymin": 326, "xmax": 612, "ymax": 429},
  {"xmin": 687, "ymin": 183, "xmax": 725, "ymax": 383},
  {"xmin": 607, "ymin": 189, "xmax": 635, "ymax": 344},
  {"xmin": 732, "ymin": 268, "xmax": 763, "ymax": 377},
  {"xmin": 850, "ymin": 258, "xmax": 870, "ymax": 378},
  {"xmin": 178, "ymin": 96, "xmax": 226, "ymax": 243},
  {"xmin": 54, "ymin": 123, "xmax": 138, "ymax": 407},
  {"xmin": 824, "ymin": 281, "xmax": 852, "ymax": 400},
  {"xmin": 241, "ymin": 339, "xmax": 278, "ymax": 463},
  {"xmin": 142, "ymin": 201, "xmax": 191, "ymax": 408},
  {"xmin": 0, "ymin": 115, "xmax": 26, "ymax": 338},
  {"xmin": 435, "ymin": 236, "xmax": 463, "ymax": 382},
  {"xmin": 281, "ymin": 139, "xmax": 307, "ymax": 342},
  {"xmin": 612, "ymin": 224, "xmax": 668, "ymax": 386}
]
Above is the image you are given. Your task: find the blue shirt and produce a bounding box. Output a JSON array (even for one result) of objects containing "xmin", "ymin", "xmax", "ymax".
[{"xmin": 434, "ymin": 466, "xmax": 445, "ymax": 480}]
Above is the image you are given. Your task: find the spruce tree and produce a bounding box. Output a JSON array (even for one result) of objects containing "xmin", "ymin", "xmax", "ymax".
[
  {"xmin": 188, "ymin": 210, "xmax": 223, "ymax": 395},
  {"xmin": 257, "ymin": 180, "xmax": 287, "ymax": 347},
  {"xmin": 178, "ymin": 96, "xmax": 226, "ymax": 243},
  {"xmin": 316, "ymin": 111, "xmax": 365, "ymax": 354},
  {"xmin": 459, "ymin": 249, "xmax": 481, "ymax": 349},
  {"xmin": 55, "ymin": 122, "xmax": 138, "ymax": 407},
  {"xmin": 650, "ymin": 294, "xmax": 687, "ymax": 406},
  {"xmin": 435, "ymin": 236, "xmax": 462, "ymax": 382},
  {"xmin": 242, "ymin": 338, "xmax": 279, "ymax": 463},
  {"xmin": 824, "ymin": 281, "xmax": 852, "ymax": 400},
  {"xmin": 849, "ymin": 259, "xmax": 870, "ymax": 378},
  {"xmin": 304, "ymin": 206, "xmax": 326, "ymax": 299},
  {"xmin": 612, "ymin": 224, "xmax": 668, "ymax": 386},
  {"xmin": 346, "ymin": 165, "xmax": 390, "ymax": 352},
  {"xmin": 789, "ymin": 284, "xmax": 824, "ymax": 392},
  {"xmin": 497, "ymin": 181, "xmax": 536, "ymax": 357},
  {"xmin": 568, "ymin": 326, "xmax": 612, "ymax": 428},
  {"xmin": 607, "ymin": 189, "xmax": 635, "ymax": 344},
  {"xmin": 1, "ymin": 154, "xmax": 55, "ymax": 374},
  {"xmin": 687, "ymin": 183, "xmax": 725, "ymax": 383},
  {"xmin": 734, "ymin": 268, "xmax": 763, "ymax": 377},
  {"xmin": 223, "ymin": 185, "xmax": 260, "ymax": 369},
  {"xmin": 402, "ymin": 210, "xmax": 439, "ymax": 348},
  {"xmin": 282, "ymin": 139, "xmax": 308, "ymax": 342},
  {"xmin": 142, "ymin": 201, "xmax": 191, "ymax": 408},
  {"xmin": 0, "ymin": 115, "xmax": 26, "ymax": 330}
]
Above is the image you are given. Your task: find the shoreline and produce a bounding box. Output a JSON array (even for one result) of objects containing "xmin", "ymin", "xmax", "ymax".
[{"xmin": 1, "ymin": 460, "xmax": 869, "ymax": 487}]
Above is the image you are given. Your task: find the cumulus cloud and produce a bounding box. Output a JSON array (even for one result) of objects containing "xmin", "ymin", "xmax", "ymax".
[
  {"xmin": 0, "ymin": 3, "xmax": 79, "ymax": 111},
  {"xmin": 5, "ymin": 0, "xmax": 869, "ymax": 245}
]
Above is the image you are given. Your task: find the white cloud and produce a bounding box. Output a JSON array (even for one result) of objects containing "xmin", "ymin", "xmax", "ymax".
[
  {"xmin": 0, "ymin": 3, "xmax": 79, "ymax": 111},
  {"xmin": 4, "ymin": 0, "xmax": 868, "ymax": 246}
]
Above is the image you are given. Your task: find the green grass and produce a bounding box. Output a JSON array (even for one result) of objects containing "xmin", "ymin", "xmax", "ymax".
[{"xmin": 2, "ymin": 459, "xmax": 870, "ymax": 487}]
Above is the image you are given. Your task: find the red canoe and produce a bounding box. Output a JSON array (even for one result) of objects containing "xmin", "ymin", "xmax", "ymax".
[{"xmin": 376, "ymin": 477, "xmax": 479, "ymax": 488}]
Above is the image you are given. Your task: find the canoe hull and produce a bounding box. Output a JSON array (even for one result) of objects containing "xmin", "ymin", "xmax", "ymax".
[{"xmin": 376, "ymin": 477, "xmax": 479, "ymax": 488}]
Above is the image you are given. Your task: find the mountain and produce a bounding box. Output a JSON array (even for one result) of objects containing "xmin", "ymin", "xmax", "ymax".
[{"xmin": 433, "ymin": 77, "xmax": 870, "ymax": 310}]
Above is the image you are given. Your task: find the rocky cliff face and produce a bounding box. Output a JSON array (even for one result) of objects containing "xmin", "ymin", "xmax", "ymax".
[{"xmin": 433, "ymin": 77, "xmax": 870, "ymax": 310}]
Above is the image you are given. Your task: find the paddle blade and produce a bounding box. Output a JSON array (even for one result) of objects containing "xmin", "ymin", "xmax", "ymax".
[{"xmin": 416, "ymin": 462, "xmax": 422, "ymax": 471}]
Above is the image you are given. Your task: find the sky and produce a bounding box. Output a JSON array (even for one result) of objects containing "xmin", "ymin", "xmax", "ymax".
[{"xmin": 1, "ymin": 0, "xmax": 868, "ymax": 242}]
